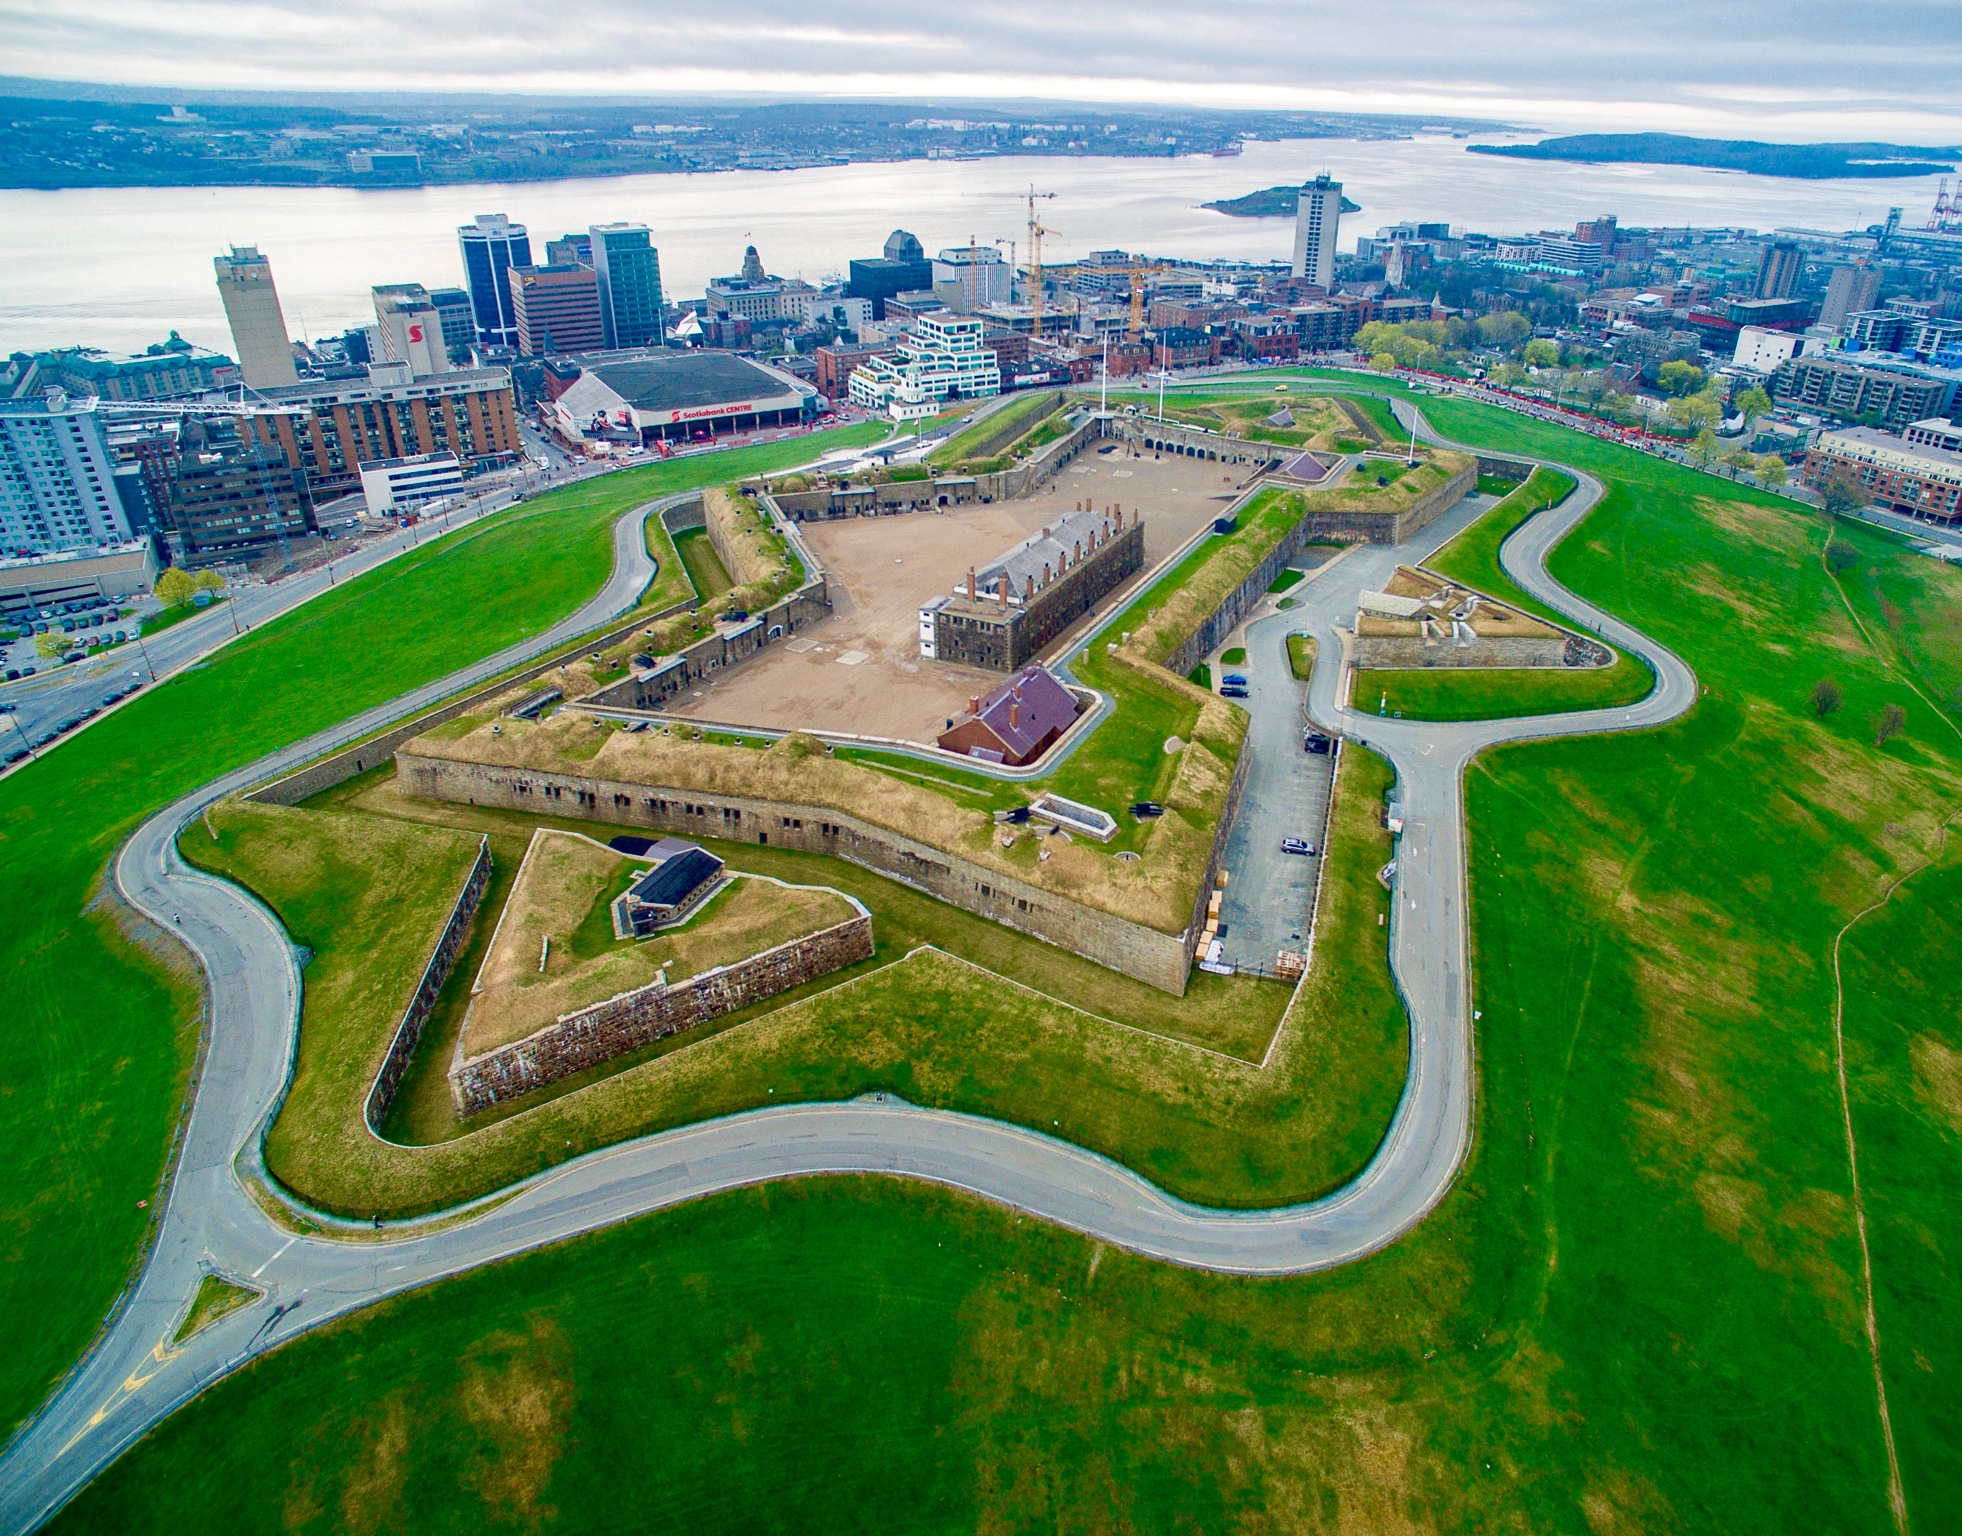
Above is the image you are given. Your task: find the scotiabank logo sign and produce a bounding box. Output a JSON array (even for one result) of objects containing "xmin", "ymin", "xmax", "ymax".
[
  {"xmin": 407, "ymin": 323, "xmax": 425, "ymax": 343},
  {"xmin": 662, "ymin": 400, "xmax": 760, "ymax": 424}
]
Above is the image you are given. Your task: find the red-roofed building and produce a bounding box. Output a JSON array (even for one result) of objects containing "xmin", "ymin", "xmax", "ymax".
[{"xmin": 936, "ymin": 665, "xmax": 1082, "ymax": 766}]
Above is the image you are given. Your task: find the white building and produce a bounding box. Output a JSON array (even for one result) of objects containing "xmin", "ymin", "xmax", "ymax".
[
  {"xmin": 371, "ymin": 284, "xmax": 453, "ymax": 378},
  {"xmin": 358, "ymin": 452, "xmax": 465, "ymax": 514},
  {"xmin": 1732, "ymin": 326, "xmax": 1815, "ymax": 374},
  {"xmin": 0, "ymin": 394, "xmax": 135, "ymax": 556},
  {"xmin": 790, "ymin": 291, "xmax": 874, "ymax": 332},
  {"xmin": 1291, "ymin": 175, "xmax": 1343, "ymax": 287},
  {"xmin": 213, "ymin": 246, "xmax": 298, "ymax": 388},
  {"xmin": 932, "ymin": 247, "xmax": 1013, "ymax": 308},
  {"xmin": 705, "ymin": 277, "xmax": 789, "ymax": 323},
  {"xmin": 848, "ymin": 314, "xmax": 1002, "ymax": 421}
]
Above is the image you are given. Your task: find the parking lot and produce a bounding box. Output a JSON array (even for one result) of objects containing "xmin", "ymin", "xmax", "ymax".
[{"xmin": 662, "ymin": 448, "xmax": 1254, "ymax": 744}]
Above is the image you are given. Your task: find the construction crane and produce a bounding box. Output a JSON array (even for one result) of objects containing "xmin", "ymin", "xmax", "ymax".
[
  {"xmin": 1928, "ymin": 178, "xmax": 1962, "ymax": 234},
  {"xmin": 1025, "ymin": 184, "xmax": 1058, "ymax": 339},
  {"xmin": 1126, "ymin": 261, "xmax": 1171, "ymax": 339}
]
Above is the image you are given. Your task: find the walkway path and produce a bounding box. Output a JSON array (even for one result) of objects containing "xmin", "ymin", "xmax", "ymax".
[{"xmin": 0, "ymin": 409, "xmax": 1695, "ymax": 1532}]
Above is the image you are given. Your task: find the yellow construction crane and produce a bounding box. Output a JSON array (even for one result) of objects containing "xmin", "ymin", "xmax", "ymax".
[{"xmin": 1025, "ymin": 184, "xmax": 1058, "ymax": 338}]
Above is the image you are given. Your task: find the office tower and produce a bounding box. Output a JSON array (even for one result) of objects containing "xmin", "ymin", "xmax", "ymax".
[
  {"xmin": 428, "ymin": 288, "xmax": 476, "ymax": 364},
  {"xmin": 213, "ymin": 245, "xmax": 298, "ymax": 388},
  {"xmin": 545, "ymin": 232, "xmax": 592, "ymax": 267},
  {"xmin": 457, "ymin": 213, "xmax": 532, "ymax": 348},
  {"xmin": 1755, "ymin": 241, "xmax": 1804, "ymax": 300},
  {"xmin": 1292, "ymin": 175, "xmax": 1343, "ymax": 287},
  {"xmin": 849, "ymin": 230, "xmax": 935, "ymax": 319},
  {"xmin": 885, "ymin": 229, "xmax": 925, "ymax": 263},
  {"xmin": 0, "ymin": 394, "xmax": 135, "ymax": 555},
  {"xmin": 1574, "ymin": 215, "xmax": 1618, "ymax": 249},
  {"xmin": 511, "ymin": 264, "xmax": 605, "ymax": 355},
  {"xmin": 589, "ymin": 223, "xmax": 665, "ymax": 349},
  {"xmin": 932, "ymin": 247, "xmax": 1013, "ymax": 308},
  {"xmin": 1820, "ymin": 262, "xmax": 1882, "ymax": 329},
  {"xmin": 371, "ymin": 284, "xmax": 453, "ymax": 377}
]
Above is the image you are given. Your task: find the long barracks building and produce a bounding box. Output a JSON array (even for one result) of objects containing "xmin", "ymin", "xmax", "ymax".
[
  {"xmin": 239, "ymin": 363, "xmax": 523, "ymax": 502},
  {"xmin": 919, "ymin": 504, "xmax": 1144, "ymax": 670}
]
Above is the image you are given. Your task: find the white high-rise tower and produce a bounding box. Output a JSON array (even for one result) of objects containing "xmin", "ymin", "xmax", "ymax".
[
  {"xmin": 1291, "ymin": 175, "xmax": 1344, "ymax": 289},
  {"xmin": 214, "ymin": 246, "xmax": 298, "ymax": 388}
]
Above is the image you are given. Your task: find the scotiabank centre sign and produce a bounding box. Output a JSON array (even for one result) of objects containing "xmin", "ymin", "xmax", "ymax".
[{"xmin": 648, "ymin": 393, "xmax": 801, "ymax": 426}]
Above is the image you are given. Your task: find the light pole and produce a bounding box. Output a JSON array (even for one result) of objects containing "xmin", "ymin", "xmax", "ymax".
[
  {"xmin": 1100, "ymin": 333, "xmax": 1110, "ymax": 413},
  {"xmin": 0, "ymin": 704, "xmax": 32, "ymax": 760},
  {"xmin": 132, "ymin": 630, "xmax": 157, "ymax": 682},
  {"xmin": 1156, "ymin": 367, "xmax": 1169, "ymax": 422}
]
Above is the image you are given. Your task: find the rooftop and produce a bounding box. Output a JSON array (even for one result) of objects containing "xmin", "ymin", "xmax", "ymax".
[
  {"xmin": 570, "ymin": 351, "xmax": 810, "ymax": 413},
  {"xmin": 969, "ymin": 506, "xmax": 1125, "ymax": 604}
]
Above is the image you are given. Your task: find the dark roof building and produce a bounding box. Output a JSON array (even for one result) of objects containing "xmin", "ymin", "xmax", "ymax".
[
  {"xmin": 612, "ymin": 838, "xmax": 725, "ymax": 938},
  {"xmin": 936, "ymin": 665, "xmax": 1082, "ymax": 766},
  {"xmin": 549, "ymin": 350, "xmax": 817, "ymax": 443}
]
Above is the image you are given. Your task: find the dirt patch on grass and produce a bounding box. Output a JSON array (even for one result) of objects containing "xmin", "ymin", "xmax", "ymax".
[
  {"xmin": 458, "ymin": 1317, "xmax": 574, "ymax": 1528},
  {"xmin": 1695, "ymin": 494, "xmax": 1815, "ymax": 559},
  {"xmin": 1910, "ymin": 1032, "xmax": 1962, "ymax": 1136}
]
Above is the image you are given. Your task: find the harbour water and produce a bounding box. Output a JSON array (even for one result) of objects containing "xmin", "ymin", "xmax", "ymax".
[{"xmin": 3, "ymin": 135, "xmax": 1950, "ymax": 356}]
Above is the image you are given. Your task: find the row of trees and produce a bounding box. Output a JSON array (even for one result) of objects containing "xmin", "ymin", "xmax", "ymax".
[{"xmin": 155, "ymin": 567, "xmax": 225, "ymax": 608}]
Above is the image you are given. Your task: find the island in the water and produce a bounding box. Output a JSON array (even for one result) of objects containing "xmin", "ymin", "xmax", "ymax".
[
  {"xmin": 1204, "ymin": 186, "xmax": 1365, "ymax": 217},
  {"xmin": 1467, "ymin": 133, "xmax": 1956, "ymax": 180}
]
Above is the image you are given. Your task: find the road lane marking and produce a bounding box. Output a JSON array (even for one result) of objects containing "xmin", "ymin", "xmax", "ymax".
[{"xmin": 251, "ymin": 1236, "xmax": 295, "ymax": 1278}]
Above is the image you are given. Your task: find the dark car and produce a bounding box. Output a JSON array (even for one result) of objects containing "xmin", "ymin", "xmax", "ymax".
[
  {"xmin": 1219, "ymin": 684, "xmax": 1249, "ymax": 699},
  {"xmin": 1303, "ymin": 732, "xmax": 1332, "ymax": 755},
  {"xmin": 1221, "ymin": 673, "xmax": 1249, "ymax": 687},
  {"xmin": 1129, "ymin": 801, "xmax": 1165, "ymax": 819},
  {"xmin": 1281, "ymin": 837, "xmax": 1317, "ymax": 856}
]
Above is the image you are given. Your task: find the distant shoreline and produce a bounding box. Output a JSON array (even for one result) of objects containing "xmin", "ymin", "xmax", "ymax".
[{"xmin": 1468, "ymin": 133, "xmax": 1957, "ymax": 181}]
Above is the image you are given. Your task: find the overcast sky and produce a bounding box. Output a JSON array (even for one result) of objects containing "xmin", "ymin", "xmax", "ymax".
[{"xmin": 4, "ymin": 0, "xmax": 1959, "ymax": 143}]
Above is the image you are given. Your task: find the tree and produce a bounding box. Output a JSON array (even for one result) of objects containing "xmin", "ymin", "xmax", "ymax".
[
  {"xmin": 1810, "ymin": 679, "xmax": 1843, "ymax": 718},
  {"xmin": 1757, "ymin": 456, "xmax": 1789, "ymax": 487},
  {"xmin": 154, "ymin": 567, "xmax": 196, "ymax": 608},
  {"xmin": 1825, "ymin": 539, "xmax": 1860, "ymax": 574},
  {"xmin": 1370, "ymin": 351, "xmax": 1398, "ymax": 372},
  {"xmin": 1473, "ymin": 311, "xmax": 1531, "ymax": 349},
  {"xmin": 1690, "ymin": 428, "xmax": 1722, "ymax": 468},
  {"xmin": 1657, "ymin": 359, "xmax": 1706, "ymax": 397},
  {"xmin": 1818, "ymin": 470, "xmax": 1867, "ymax": 520},
  {"xmin": 34, "ymin": 632, "xmax": 70, "ymax": 660},
  {"xmin": 1523, "ymin": 338, "xmax": 1559, "ymax": 368},
  {"xmin": 1734, "ymin": 385, "xmax": 1773, "ymax": 426},
  {"xmin": 193, "ymin": 569, "xmax": 225, "ymax": 594},
  {"xmin": 1723, "ymin": 446, "xmax": 1757, "ymax": 479},
  {"xmin": 1874, "ymin": 702, "xmax": 1906, "ymax": 747},
  {"xmin": 1666, "ymin": 390, "xmax": 1722, "ymax": 432}
]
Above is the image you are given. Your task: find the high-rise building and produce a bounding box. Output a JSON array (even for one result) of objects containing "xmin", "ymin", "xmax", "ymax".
[
  {"xmin": 1755, "ymin": 241, "xmax": 1804, "ymax": 300},
  {"xmin": 849, "ymin": 229, "xmax": 935, "ymax": 319},
  {"xmin": 590, "ymin": 224, "xmax": 665, "ymax": 349},
  {"xmin": 0, "ymin": 394, "xmax": 135, "ymax": 555},
  {"xmin": 511, "ymin": 264, "xmax": 605, "ymax": 355},
  {"xmin": 457, "ymin": 214, "xmax": 532, "ymax": 348},
  {"xmin": 371, "ymin": 284, "xmax": 453, "ymax": 377},
  {"xmin": 1291, "ymin": 175, "xmax": 1343, "ymax": 288},
  {"xmin": 1820, "ymin": 262, "xmax": 1883, "ymax": 330},
  {"xmin": 214, "ymin": 245, "xmax": 298, "ymax": 388},
  {"xmin": 545, "ymin": 232, "xmax": 592, "ymax": 267},
  {"xmin": 428, "ymin": 288, "xmax": 477, "ymax": 364},
  {"xmin": 932, "ymin": 247, "xmax": 1013, "ymax": 308}
]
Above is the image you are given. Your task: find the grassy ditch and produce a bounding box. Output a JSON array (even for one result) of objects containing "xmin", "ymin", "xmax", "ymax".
[
  {"xmin": 926, "ymin": 391, "xmax": 1059, "ymax": 468},
  {"xmin": 1361, "ymin": 653, "xmax": 1653, "ymax": 722},
  {"xmin": 0, "ymin": 422, "xmax": 888, "ymax": 1441},
  {"xmin": 180, "ymin": 757, "xmax": 1403, "ymax": 1218},
  {"xmin": 172, "ymin": 1274, "xmax": 260, "ymax": 1345}
]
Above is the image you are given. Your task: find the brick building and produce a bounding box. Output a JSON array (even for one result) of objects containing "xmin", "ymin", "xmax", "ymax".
[
  {"xmin": 936, "ymin": 665, "xmax": 1082, "ymax": 765},
  {"xmin": 919, "ymin": 504, "xmax": 1145, "ymax": 670},
  {"xmin": 1804, "ymin": 427, "xmax": 1962, "ymax": 522}
]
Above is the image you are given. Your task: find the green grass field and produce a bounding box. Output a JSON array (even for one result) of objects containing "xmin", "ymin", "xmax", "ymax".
[
  {"xmin": 926, "ymin": 392, "xmax": 1057, "ymax": 467},
  {"xmin": 55, "ymin": 395, "xmax": 1962, "ymax": 1532},
  {"xmin": 1361, "ymin": 652, "xmax": 1654, "ymax": 722},
  {"xmin": 672, "ymin": 526, "xmax": 734, "ymax": 604},
  {"xmin": 0, "ymin": 424, "xmax": 887, "ymax": 1441}
]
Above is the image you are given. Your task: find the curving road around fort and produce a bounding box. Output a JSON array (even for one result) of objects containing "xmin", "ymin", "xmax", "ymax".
[{"xmin": 0, "ymin": 407, "xmax": 1695, "ymax": 1532}]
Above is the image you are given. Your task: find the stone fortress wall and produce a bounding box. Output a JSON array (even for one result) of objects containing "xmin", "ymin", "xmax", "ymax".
[
  {"xmin": 394, "ymin": 749, "xmax": 1198, "ymax": 993},
  {"xmin": 449, "ymin": 910, "xmax": 875, "ymax": 1114},
  {"xmin": 365, "ymin": 837, "xmax": 492, "ymax": 1130}
]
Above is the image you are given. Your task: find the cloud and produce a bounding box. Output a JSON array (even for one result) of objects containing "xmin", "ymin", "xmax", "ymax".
[{"xmin": 2, "ymin": 0, "xmax": 1958, "ymax": 141}]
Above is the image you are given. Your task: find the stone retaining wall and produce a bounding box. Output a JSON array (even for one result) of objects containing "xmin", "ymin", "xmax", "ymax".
[
  {"xmin": 449, "ymin": 914, "xmax": 875, "ymax": 1113},
  {"xmin": 395, "ymin": 748, "xmax": 1196, "ymax": 992},
  {"xmin": 1115, "ymin": 417, "xmax": 1290, "ymax": 468},
  {"xmin": 365, "ymin": 836, "xmax": 491, "ymax": 1130},
  {"xmin": 1353, "ymin": 632, "xmax": 1609, "ymax": 670}
]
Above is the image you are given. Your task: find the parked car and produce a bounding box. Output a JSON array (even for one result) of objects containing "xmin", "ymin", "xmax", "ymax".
[
  {"xmin": 1302, "ymin": 732, "xmax": 1332, "ymax": 755},
  {"xmin": 1221, "ymin": 673, "xmax": 1248, "ymax": 687},
  {"xmin": 3, "ymin": 669, "xmax": 16, "ymax": 682},
  {"xmin": 1219, "ymin": 684, "xmax": 1249, "ymax": 699},
  {"xmin": 1281, "ymin": 837, "xmax": 1317, "ymax": 856}
]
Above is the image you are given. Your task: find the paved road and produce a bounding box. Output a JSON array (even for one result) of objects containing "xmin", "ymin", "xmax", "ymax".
[{"xmin": 0, "ymin": 411, "xmax": 1696, "ymax": 1531}]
